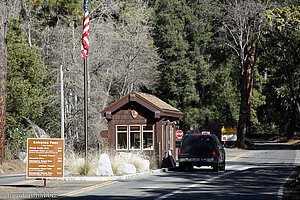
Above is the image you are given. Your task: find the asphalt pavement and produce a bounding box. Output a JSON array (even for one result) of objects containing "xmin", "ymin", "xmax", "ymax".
[{"xmin": 0, "ymin": 140, "xmax": 299, "ymax": 200}]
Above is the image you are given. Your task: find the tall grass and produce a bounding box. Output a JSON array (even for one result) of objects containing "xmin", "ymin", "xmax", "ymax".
[
  {"xmin": 65, "ymin": 149, "xmax": 156, "ymax": 176},
  {"xmin": 64, "ymin": 150, "xmax": 99, "ymax": 176}
]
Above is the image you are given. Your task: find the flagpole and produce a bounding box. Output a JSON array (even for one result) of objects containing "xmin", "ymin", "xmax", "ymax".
[
  {"xmin": 82, "ymin": 0, "xmax": 89, "ymax": 174},
  {"xmin": 84, "ymin": 57, "xmax": 88, "ymax": 167}
]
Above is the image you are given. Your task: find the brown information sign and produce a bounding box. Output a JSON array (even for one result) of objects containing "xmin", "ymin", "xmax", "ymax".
[{"xmin": 27, "ymin": 138, "xmax": 64, "ymax": 178}]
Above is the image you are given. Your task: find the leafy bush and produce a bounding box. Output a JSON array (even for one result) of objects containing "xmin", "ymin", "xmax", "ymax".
[{"xmin": 6, "ymin": 127, "xmax": 35, "ymax": 159}]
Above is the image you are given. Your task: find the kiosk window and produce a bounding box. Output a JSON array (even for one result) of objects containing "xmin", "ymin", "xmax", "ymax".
[
  {"xmin": 116, "ymin": 125, "xmax": 153, "ymax": 150},
  {"xmin": 116, "ymin": 125, "xmax": 128, "ymax": 150},
  {"xmin": 129, "ymin": 126, "xmax": 141, "ymax": 150},
  {"xmin": 143, "ymin": 125, "xmax": 154, "ymax": 150}
]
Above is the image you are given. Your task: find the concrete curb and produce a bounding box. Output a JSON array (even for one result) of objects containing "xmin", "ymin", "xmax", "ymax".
[
  {"xmin": 53, "ymin": 168, "xmax": 168, "ymax": 182},
  {"xmin": 0, "ymin": 169, "xmax": 170, "ymax": 181},
  {"xmin": 0, "ymin": 173, "xmax": 25, "ymax": 178}
]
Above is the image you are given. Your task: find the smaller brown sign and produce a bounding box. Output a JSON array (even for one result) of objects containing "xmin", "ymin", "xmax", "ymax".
[
  {"xmin": 131, "ymin": 110, "xmax": 138, "ymax": 118},
  {"xmin": 27, "ymin": 138, "xmax": 64, "ymax": 179},
  {"xmin": 100, "ymin": 130, "xmax": 108, "ymax": 138}
]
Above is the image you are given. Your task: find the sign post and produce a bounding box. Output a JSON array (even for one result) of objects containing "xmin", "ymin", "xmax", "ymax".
[{"xmin": 27, "ymin": 138, "xmax": 64, "ymax": 185}]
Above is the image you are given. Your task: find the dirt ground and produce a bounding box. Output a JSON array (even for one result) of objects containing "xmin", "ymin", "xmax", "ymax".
[
  {"xmin": 0, "ymin": 159, "xmax": 26, "ymax": 175},
  {"xmin": 283, "ymin": 167, "xmax": 300, "ymax": 200}
]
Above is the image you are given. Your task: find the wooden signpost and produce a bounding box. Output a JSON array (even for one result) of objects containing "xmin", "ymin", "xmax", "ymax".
[{"xmin": 27, "ymin": 138, "xmax": 64, "ymax": 186}]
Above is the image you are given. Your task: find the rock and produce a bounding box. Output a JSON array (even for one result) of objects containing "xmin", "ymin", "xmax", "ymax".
[
  {"xmin": 121, "ymin": 163, "xmax": 136, "ymax": 174},
  {"xmin": 23, "ymin": 117, "xmax": 50, "ymax": 138},
  {"xmin": 96, "ymin": 154, "xmax": 114, "ymax": 176},
  {"xmin": 18, "ymin": 152, "xmax": 27, "ymax": 163},
  {"xmin": 118, "ymin": 152, "xmax": 133, "ymax": 160}
]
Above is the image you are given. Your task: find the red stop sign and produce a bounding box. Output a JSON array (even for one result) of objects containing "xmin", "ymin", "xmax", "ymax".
[{"xmin": 176, "ymin": 130, "xmax": 184, "ymax": 139}]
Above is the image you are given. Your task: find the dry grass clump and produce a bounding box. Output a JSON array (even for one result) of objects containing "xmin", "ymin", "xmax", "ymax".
[
  {"xmin": 286, "ymin": 139, "xmax": 300, "ymax": 145},
  {"xmin": 64, "ymin": 150, "xmax": 99, "ymax": 176}
]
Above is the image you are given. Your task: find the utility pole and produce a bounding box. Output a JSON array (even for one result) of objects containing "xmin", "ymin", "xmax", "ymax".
[
  {"xmin": 60, "ymin": 65, "xmax": 64, "ymax": 139},
  {"xmin": 0, "ymin": 0, "xmax": 8, "ymax": 165}
]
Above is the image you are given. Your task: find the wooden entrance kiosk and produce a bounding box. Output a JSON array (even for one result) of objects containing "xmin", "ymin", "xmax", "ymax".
[{"xmin": 101, "ymin": 91, "xmax": 183, "ymax": 167}]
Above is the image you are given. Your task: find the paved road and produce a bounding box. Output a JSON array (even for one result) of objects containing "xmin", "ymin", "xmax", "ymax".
[
  {"xmin": 0, "ymin": 174, "xmax": 26, "ymax": 186},
  {"xmin": 0, "ymin": 140, "xmax": 299, "ymax": 200}
]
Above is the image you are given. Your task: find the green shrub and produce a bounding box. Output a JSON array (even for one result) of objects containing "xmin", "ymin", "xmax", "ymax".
[{"xmin": 6, "ymin": 127, "xmax": 35, "ymax": 158}]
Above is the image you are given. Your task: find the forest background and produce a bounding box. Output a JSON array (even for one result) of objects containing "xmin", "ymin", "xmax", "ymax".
[{"xmin": 0, "ymin": 0, "xmax": 299, "ymax": 159}]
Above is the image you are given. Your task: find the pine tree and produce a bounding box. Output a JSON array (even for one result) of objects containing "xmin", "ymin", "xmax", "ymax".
[
  {"xmin": 153, "ymin": 0, "xmax": 199, "ymax": 129},
  {"xmin": 6, "ymin": 18, "xmax": 50, "ymax": 137}
]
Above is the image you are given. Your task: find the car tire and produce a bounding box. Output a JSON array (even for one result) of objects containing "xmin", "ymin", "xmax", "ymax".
[
  {"xmin": 213, "ymin": 161, "xmax": 220, "ymax": 172},
  {"xmin": 187, "ymin": 164, "xmax": 193, "ymax": 171},
  {"xmin": 179, "ymin": 162, "xmax": 186, "ymax": 171},
  {"xmin": 220, "ymin": 159, "xmax": 226, "ymax": 171}
]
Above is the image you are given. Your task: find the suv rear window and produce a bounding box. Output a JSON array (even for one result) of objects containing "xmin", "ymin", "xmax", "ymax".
[{"xmin": 182, "ymin": 135, "xmax": 215, "ymax": 150}]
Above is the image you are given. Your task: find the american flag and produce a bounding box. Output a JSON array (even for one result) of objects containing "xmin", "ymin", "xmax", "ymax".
[{"xmin": 81, "ymin": 0, "xmax": 89, "ymax": 60}]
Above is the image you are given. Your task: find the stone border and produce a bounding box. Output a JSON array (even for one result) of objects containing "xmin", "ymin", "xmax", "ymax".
[{"xmin": 52, "ymin": 168, "xmax": 168, "ymax": 182}]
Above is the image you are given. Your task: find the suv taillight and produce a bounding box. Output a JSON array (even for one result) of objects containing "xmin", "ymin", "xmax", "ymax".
[
  {"xmin": 178, "ymin": 148, "xmax": 181, "ymax": 156},
  {"xmin": 212, "ymin": 150, "xmax": 216, "ymax": 156}
]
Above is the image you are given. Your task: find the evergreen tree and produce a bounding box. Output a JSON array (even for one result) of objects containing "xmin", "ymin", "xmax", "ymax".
[
  {"xmin": 187, "ymin": 0, "xmax": 240, "ymax": 128},
  {"xmin": 152, "ymin": 0, "xmax": 241, "ymax": 132},
  {"xmin": 7, "ymin": 18, "xmax": 50, "ymax": 141},
  {"xmin": 153, "ymin": 0, "xmax": 199, "ymax": 129},
  {"xmin": 218, "ymin": 0, "xmax": 267, "ymax": 147},
  {"xmin": 260, "ymin": 4, "xmax": 300, "ymax": 139}
]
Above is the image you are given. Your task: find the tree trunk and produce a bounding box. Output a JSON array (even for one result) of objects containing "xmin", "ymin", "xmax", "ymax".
[
  {"xmin": 287, "ymin": 101, "xmax": 297, "ymax": 140},
  {"xmin": 238, "ymin": 41, "xmax": 256, "ymax": 148},
  {"xmin": 238, "ymin": 70, "xmax": 248, "ymax": 149},
  {"xmin": 246, "ymin": 41, "xmax": 255, "ymax": 138},
  {"xmin": 0, "ymin": 0, "xmax": 8, "ymax": 164}
]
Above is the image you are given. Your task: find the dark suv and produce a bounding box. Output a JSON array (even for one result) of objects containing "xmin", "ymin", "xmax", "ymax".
[{"xmin": 178, "ymin": 133, "xmax": 225, "ymax": 172}]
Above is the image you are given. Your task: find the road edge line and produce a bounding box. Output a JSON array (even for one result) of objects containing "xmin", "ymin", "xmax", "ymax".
[
  {"xmin": 227, "ymin": 153, "xmax": 246, "ymax": 162},
  {"xmin": 277, "ymin": 150, "xmax": 300, "ymax": 200},
  {"xmin": 277, "ymin": 170, "xmax": 296, "ymax": 200},
  {"xmin": 57, "ymin": 180, "xmax": 118, "ymax": 198}
]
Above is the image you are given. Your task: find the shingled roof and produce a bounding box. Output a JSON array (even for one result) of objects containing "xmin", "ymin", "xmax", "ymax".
[
  {"xmin": 101, "ymin": 91, "xmax": 183, "ymax": 119},
  {"xmin": 134, "ymin": 92, "xmax": 181, "ymax": 112}
]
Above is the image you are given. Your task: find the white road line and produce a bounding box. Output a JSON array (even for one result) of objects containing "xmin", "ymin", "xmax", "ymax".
[
  {"xmin": 277, "ymin": 149, "xmax": 299, "ymax": 200},
  {"xmin": 155, "ymin": 152, "xmax": 252, "ymax": 200},
  {"xmin": 277, "ymin": 170, "xmax": 295, "ymax": 200},
  {"xmin": 154, "ymin": 170, "xmax": 236, "ymax": 200},
  {"xmin": 156, "ymin": 162, "xmax": 289, "ymax": 200}
]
